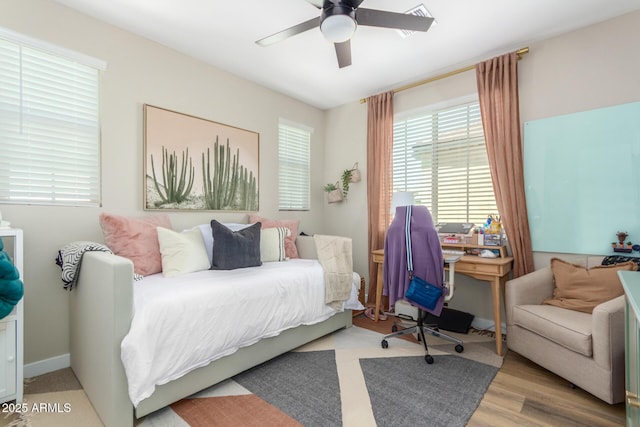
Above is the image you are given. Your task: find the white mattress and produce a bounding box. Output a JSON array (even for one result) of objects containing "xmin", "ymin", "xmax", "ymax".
[{"xmin": 120, "ymin": 258, "xmax": 363, "ymax": 406}]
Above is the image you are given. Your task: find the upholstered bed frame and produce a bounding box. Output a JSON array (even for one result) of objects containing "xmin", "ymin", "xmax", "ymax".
[{"xmin": 69, "ymin": 236, "xmax": 352, "ymax": 427}]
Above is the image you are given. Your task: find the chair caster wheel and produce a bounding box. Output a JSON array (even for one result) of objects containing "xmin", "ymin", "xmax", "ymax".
[
  {"xmin": 391, "ymin": 325, "xmax": 398, "ymax": 332},
  {"xmin": 425, "ymin": 355, "xmax": 434, "ymax": 364},
  {"xmin": 455, "ymin": 344, "xmax": 464, "ymax": 353},
  {"xmin": 381, "ymin": 339, "xmax": 388, "ymax": 349}
]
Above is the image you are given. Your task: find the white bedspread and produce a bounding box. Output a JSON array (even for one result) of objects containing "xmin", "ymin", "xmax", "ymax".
[{"xmin": 120, "ymin": 259, "xmax": 362, "ymax": 406}]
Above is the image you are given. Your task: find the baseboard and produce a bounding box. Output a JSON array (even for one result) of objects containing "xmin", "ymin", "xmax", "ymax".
[{"xmin": 24, "ymin": 353, "xmax": 70, "ymax": 378}]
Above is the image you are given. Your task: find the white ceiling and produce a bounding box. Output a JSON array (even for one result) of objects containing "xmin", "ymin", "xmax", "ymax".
[{"xmin": 53, "ymin": 0, "xmax": 640, "ymax": 110}]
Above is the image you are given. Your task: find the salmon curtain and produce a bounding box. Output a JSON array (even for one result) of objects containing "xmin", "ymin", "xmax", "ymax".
[
  {"xmin": 366, "ymin": 91, "xmax": 394, "ymax": 305},
  {"xmin": 475, "ymin": 52, "xmax": 534, "ymax": 278}
]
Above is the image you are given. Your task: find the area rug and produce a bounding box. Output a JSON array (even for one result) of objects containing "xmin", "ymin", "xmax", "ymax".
[
  {"xmin": 11, "ymin": 325, "xmax": 502, "ymax": 427},
  {"xmin": 361, "ymin": 355, "xmax": 497, "ymax": 426},
  {"xmin": 144, "ymin": 325, "xmax": 501, "ymax": 427}
]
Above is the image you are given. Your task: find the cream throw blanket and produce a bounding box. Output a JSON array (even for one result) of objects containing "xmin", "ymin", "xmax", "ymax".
[{"xmin": 313, "ymin": 235, "xmax": 353, "ymax": 310}]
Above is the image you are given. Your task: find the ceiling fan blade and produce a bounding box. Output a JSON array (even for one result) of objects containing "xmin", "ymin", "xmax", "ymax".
[
  {"xmin": 355, "ymin": 8, "xmax": 434, "ymax": 32},
  {"xmin": 341, "ymin": 0, "xmax": 365, "ymax": 9},
  {"xmin": 334, "ymin": 40, "xmax": 352, "ymax": 68},
  {"xmin": 305, "ymin": 0, "xmax": 323, "ymax": 8},
  {"xmin": 256, "ymin": 17, "xmax": 320, "ymax": 46}
]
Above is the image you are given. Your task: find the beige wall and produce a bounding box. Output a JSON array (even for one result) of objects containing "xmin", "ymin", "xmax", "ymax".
[
  {"xmin": 1, "ymin": 0, "xmax": 327, "ymax": 366},
  {"xmin": 324, "ymin": 10, "xmax": 640, "ymax": 323}
]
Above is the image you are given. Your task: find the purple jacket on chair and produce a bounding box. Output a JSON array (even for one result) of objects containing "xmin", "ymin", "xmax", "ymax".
[{"xmin": 383, "ymin": 205, "xmax": 444, "ymax": 316}]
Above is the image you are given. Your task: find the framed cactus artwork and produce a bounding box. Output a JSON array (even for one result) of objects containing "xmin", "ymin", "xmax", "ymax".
[{"xmin": 143, "ymin": 104, "xmax": 259, "ymax": 211}]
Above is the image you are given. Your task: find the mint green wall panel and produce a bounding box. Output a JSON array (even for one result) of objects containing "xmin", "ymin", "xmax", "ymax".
[{"xmin": 524, "ymin": 102, "xmax": 640, "ymax": 255}]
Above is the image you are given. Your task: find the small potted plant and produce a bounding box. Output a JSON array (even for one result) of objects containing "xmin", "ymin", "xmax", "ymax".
[
  {"xmin": 324, "ymin": 182, "xmax": 343, "ymax": 203},
  {"xmin": 341, "ymin": 169, "xmax": 353, "ymax": 200},
  {"xmin": 617, "ymin": 231, "xmax": 629, "ymax": 246},
  {"xmin": 627, "ymin": 241, "xmax": 633, "ymax": 249}
]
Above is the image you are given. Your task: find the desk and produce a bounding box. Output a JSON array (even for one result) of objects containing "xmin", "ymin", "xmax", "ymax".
[{"xmin": 372, "ymin": 249, "xmax": 513, "ymax": 355}]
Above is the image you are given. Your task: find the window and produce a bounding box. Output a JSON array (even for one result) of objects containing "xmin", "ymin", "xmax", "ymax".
[
  {"xmin": 393, "ymin": 99, "xmax": 497, "ymax": 226},
  {"xmin": 0, "ymin": 28, "xmax": 105, "ymax": 206},
  {"xmin": 278, "ymin": 119, "xmax": 311, "ymax": 211}
]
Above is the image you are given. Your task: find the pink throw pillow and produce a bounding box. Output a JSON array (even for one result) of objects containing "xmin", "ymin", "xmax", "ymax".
[
  {"xmin": 248, "ymin": 214, "xmax": 300, "ymax": 259},
  {"xmin": 99, "ymin": 213, "xmax": 172, "ymax": 276}
]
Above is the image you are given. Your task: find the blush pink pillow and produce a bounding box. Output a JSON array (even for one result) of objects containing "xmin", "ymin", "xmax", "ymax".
[
  {"xmin": 99, "ymin": 213, "xmax": 172, "ymax": 276},
  {"xmin": 248, "ymin": 214, "xmax": 300, "ymax": 259}
]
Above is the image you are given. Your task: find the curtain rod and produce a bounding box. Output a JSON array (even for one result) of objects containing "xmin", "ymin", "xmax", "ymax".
[{"xmin": 359, "ymin": 47, "xmax": 529, "ymax": 104}]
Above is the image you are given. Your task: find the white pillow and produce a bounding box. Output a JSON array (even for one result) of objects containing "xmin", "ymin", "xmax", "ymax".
[
  {"xmin": 157, "ymin": 227, "xmax": 211, "ymax": 277},
  {"xmin": 261, "ymin": 227, "xmax": 290, "ymax": 262},
  {"xmin": 195, "ymin": 222, "xmax": 251, "ymax": 263}
]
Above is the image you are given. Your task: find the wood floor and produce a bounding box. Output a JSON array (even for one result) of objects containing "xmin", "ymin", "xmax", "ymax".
[{"xmin": 353, "ymin": 312, "xmax": 626, "ymax": 426}]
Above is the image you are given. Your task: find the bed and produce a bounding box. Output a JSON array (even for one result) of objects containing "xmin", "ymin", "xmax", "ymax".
[{"xmin": 69, "ymin": 235, "xmax": 359, "ymax": 427}]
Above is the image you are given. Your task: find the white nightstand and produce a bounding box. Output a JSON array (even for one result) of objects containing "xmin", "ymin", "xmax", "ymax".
[{"xmin": 0, "ymin": 228, "xmax": 23, "ymax": 403}]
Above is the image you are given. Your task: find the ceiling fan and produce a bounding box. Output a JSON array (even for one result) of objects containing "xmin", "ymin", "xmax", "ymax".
[{"xmin": 255, "ymin": 0, "xmax": 434, "ymax": 68}]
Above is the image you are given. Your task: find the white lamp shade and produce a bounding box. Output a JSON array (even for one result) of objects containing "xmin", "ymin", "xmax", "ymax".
[
  {"xmin": 321, "ymin": 14, "xmax": 357, "ymax": 43},
  {"xmin": 391, "ymin": 191, "xmax": 415, "ymax": 214}
]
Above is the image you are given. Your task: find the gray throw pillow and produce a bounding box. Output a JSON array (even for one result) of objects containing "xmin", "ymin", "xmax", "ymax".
[{"xmin": 210, "ymin": 220, "xmax": 262, "ymax": 270}]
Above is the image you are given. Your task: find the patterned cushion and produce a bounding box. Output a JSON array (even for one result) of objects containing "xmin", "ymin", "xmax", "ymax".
[
  {"xmin": 248, "ymin": 215, "xmax": 300, "ymax": 259},
  {"xmin": 260, "ymin": 227, "xmax": 290, "ymax": 262}
]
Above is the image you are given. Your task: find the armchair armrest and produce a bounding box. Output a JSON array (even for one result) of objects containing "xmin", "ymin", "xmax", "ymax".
[
  {"xmin": 506, "ymin": 266, "xmax": 554, "ymax": 305},
  {"xmin": 505, "ymin": 267, "xmax": 554, "ymax": 325},
  {"xmin": 592, "ymin": 295, "xmax": 625, "ymax": 370}
]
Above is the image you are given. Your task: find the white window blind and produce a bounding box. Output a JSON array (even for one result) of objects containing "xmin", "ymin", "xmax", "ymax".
[
  {"xmin": 0, "ymin": 31, "xmax": 103, "ymax": 206},
  {"xmin": 278, "ymin": 120, "xmax": 311, "ymax": 211},
  {"xmin": 393, "ymin": 100, "xmax": 497, "ymax": 225}
]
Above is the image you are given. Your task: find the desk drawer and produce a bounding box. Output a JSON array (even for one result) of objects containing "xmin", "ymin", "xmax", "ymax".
[{"xmin": 455, "ymin": 261, "xmax": 502, "ymax": 276}]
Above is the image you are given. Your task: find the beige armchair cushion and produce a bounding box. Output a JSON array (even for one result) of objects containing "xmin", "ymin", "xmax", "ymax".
[
  {"xmin": 512, "ymin": 304, "xmax": 592, "ymax": 356},
  {"xmin": 543, "ymin": 258, "xmax": 635, "ymax": 313}
]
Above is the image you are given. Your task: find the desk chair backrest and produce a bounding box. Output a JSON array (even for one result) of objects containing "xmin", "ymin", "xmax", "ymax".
[{"xmin": 384, "ymin": 205, "xmax": 444, "ymax": 315}]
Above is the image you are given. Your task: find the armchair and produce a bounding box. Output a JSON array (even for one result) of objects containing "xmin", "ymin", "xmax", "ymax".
[{"xmin": 505, "ymin": 262, "xmax": 626, "ymax": 404}]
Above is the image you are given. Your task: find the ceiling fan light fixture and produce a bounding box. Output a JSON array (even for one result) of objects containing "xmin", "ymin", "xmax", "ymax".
[{"xmin": 320, "ymin": 10, "xmax": 357, "ymax": 43}]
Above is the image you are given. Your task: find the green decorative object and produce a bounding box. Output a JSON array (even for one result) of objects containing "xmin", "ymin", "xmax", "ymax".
[
  {"xmin": 341, "ymin": 169, "xmax": 353, "ymax": 200},
  {"xmin": 0, "ymin": 238, "xmax": 23, "ymax": 320},
  {"xmin": 324, "ymin": 183, "xmax": 338, "ymax": 192},
  {"xmin": 324, "ymin": 182, "xmax": 343, "ymax": 203},
  {"xmin": 237, "ymin": 166, "xmax": 258, "ymax": 211},
  {"xmin": 202, "ymin": 138, "xmax": 258, "ymax": 210},
  {"xmin": 150, "ymin": 146, "xmax": 195, "ymax": 206}
]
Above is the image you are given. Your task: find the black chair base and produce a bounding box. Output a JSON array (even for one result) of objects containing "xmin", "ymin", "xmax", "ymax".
[{"xmin": 381, "ymin": 309, "xmax": 464, "ymax": 364}]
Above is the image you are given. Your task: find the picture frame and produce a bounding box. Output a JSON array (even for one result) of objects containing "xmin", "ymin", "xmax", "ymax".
[{"xmin": 143, "ymin": 104, "xmax": 259, "ymax": 211}]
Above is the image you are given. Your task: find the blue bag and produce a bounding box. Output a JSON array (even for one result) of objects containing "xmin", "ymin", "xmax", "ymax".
[{"xmin": 405, "ymin": 275, "xmax": 442, "ymax": 311}]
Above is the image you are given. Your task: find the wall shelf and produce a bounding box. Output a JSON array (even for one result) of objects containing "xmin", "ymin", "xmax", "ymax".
[{"xmin": 441, "ymin": 242, "xmax": 508, "ymax": 258}]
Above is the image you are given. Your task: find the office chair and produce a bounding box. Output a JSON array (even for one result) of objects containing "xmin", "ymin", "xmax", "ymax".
[
  {"xmin": 379, "ymin": 204, "xmax": 464, "ymax": 364},
  {"xmin": 381, "ymin": 256, "xmax": 464, "ymax": 364}
]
